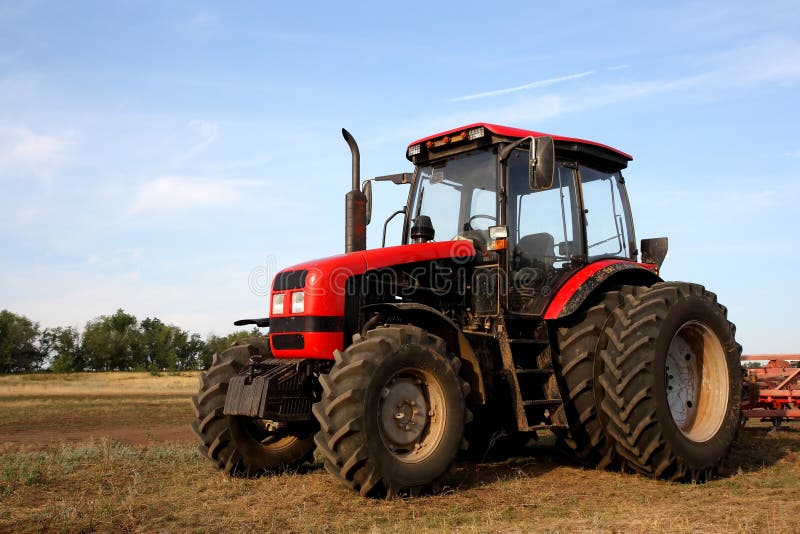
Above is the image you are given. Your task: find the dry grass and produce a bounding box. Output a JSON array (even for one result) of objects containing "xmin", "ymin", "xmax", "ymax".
[
  {"xmin": 0, "ymin": 371, "xmax": 199, "ymax": 397},
  {"xmin": 1, "ymin": 372, "xmax": 799, "ymax": 533}
]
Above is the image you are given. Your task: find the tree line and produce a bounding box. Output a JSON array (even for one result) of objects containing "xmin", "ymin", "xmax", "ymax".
[{"xmin": 0, "ymin": 309, "xmax": 261, "ymax": 374}]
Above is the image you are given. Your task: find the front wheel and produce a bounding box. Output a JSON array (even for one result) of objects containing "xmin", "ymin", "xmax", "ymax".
[
  {"xmin": 598, "ymin": 283, "xmax": 742, "ymax": 481},
  {"xmin": 191, "ymin": 339, "xmax": 316, "ymax": 476},
  {"xmin": 313, "ymin": 325, "xmax": 468, "ymax": 497}
]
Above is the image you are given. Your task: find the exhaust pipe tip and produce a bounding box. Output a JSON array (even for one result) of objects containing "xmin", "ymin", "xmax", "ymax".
[{"xmin": 342, "ymin": 128, "xmax": 366, "ymax": 254}]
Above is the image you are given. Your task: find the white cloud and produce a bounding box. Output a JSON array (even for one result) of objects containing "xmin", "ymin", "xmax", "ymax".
[
  {"xmin": 0, "ymin": 124, "xmax": 75, "ymax": 182},
  {"xmin": 88, "ymin": 249, "xmax": 142, "ymax": 270},
  {"xmin": 188, "ymin": 119, "xmax": 218, "ymax": 150},
  {"xmin": 449, "ymin": 71, "xmax": 595, "ymax": 102},
  {"xmin": 187, "ymin": 11, "xmax": 218, "ymax": 28},
  {"xmin": 130, "ymin": 175, "xmax": 262, "ymax": 213},
  {"xmin": 174, "ymin": 119, "xmax": 219, "ymax": 161},
  {"xmin": 381, "ymin": 74, "xmax": 706, "ymax": 145},
  {"xmin": 785, "ymin": 149, "xmax": 800, "ymax": 158},
  {"xmin": 435, "ymin": 36, "xmax": 800, "ymax": 128},
  {"xmin": 709, "ymin": 36, "xmax": 800, "ymax": 85}
]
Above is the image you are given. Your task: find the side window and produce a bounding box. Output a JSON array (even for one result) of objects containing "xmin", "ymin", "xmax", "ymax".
[
  {"xmin": 515, "ymin": 164, "xmax": 580, "ymax": 269},
  {"xmin": 580, "ymin": 166, "xmax": 630, "ymax": 259}
]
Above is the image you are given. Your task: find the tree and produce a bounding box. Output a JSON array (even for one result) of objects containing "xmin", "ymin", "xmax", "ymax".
[
  {"xmin": 176, "ymin": 332, "xmax": 205, "ymax": 370},
  {"xmin": 201, "ymin": 328, "xmax": 260, "ymax": 369},
  {"xmin": 41, "ymin": 326, "xmax": 84, "ymax": 373},
  {"xmin": 82, "ymin": 309, "xmax": 139, "ymax": 371},
  {"xmin": 139, "ymin": 317, "xmax": 176, "ymax": 371},
  {"xmin": 0, "ymin": 310, "xmax": 46, "ymax": 373}
]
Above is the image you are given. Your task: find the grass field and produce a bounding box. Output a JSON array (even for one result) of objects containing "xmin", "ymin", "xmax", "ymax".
[{"xmin": 1, "ymin": 372, "xmax": 799, "ymax": 533}]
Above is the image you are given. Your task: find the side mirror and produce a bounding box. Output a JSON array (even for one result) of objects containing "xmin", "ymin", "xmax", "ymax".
[
  {"xmin": 530, "ymin": 136, "xmax": 555, "ymax": 190},
  {"xmin": 641, "ymin": 237, "xmax": 668, "ymax": 269},
  {"xmin": 361, "ymin": 180, "xmax": 372, "ymax": 225}
]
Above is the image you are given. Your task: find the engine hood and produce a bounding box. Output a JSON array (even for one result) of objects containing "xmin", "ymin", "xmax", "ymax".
[{"xmin": 272, "ymin": 240, "xmax": 476, "ymax": 317}]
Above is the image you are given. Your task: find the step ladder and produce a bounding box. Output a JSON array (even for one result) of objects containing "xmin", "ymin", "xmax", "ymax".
[{"xmin": 499, "ymin": 335, "xmax": 568, "ymax": 432}]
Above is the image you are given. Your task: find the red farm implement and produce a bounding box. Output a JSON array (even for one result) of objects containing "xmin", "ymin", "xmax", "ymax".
[{"xmin": 741, "ymin": 355, "xmax": 800, "ymax": 427}]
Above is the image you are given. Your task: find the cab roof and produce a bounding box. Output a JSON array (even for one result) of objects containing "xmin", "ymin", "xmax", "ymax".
[{"xmin": 408, "ymin": 122, "xmax": 633, "ymax": 162}]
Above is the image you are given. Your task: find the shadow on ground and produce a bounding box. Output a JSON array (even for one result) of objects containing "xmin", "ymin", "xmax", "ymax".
[
  {"xmin": 449, "ymin": 423, "xmax": 800, "ymax": 492},
  {"xmin": 726, "ymin": 424, "xmax": 800, "ymax": 473}
]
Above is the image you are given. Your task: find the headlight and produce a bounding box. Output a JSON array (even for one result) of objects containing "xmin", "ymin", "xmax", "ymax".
[
  {"xmin": 272, "ymin": 293, "xmax": 285, "ymax": 315},
  {"xmin": 467, "ymin": 126, "xmax": 485, "ymax": 140},
  {"xmin": 291, "ymin": 291, "xmax": 305, "ymax": 314},
  {"xmin": 489, "ymin": 225, "xmax": 508, "ymax": 239}
]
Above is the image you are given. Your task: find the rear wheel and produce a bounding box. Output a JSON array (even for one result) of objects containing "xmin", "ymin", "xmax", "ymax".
[
  {"xmin": 549, "ymin": 291, "xmax": 621, "ymax": 467},
  {"xmin": 313, "ymin": 325, "xmax": 468, "ymax": 497},
  {"xmin": 598, "ymin": 283, "xmax": 741, "ymax": 481},
  {"xmin": 191, "ymin": 339, "xmax": 315, "ymax": 476}
]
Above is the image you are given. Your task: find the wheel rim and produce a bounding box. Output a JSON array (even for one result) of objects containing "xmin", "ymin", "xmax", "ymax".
[
  {"xmin": 239, "ymin": 418, "xmax": 301, "ymax": 451},
  {"xmin": 665, "ymin": 320, "xmax": 729, "ymax": 442},
  {"xmin": 378, "ymin": 367, "xmax": 447, "ymax": 463}
]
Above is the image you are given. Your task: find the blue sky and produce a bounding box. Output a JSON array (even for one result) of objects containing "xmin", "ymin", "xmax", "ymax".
[{"xmin": 1, "ymin": 1, "xmax": 798, "ymax": 352}]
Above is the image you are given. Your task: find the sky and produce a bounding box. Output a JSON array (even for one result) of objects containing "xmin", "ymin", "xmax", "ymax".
[{"xmin": 1, "ymin": 1, "xmax": 799, "ymax": 352}]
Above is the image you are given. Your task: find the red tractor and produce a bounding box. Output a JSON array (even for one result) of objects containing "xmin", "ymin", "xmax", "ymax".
[{"xmin": 192, "ymin": 123, "xmax": 742, "ymax": 496}]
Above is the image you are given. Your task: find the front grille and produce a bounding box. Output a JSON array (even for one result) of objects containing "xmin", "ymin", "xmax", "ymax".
[{"xmin": 272, "ymin": 333, "xmax": 304, "ymax": 350}]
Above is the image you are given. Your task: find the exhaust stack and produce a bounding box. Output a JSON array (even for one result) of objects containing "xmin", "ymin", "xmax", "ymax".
[{"xmin": 342, "ymin": 128, "xmax": 367, "ymax": 253}]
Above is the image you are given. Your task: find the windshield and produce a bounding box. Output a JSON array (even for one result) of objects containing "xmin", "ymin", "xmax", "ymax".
[{"xmin": 409, "ymin": 150, "xmax": 497, "ymax": 241}]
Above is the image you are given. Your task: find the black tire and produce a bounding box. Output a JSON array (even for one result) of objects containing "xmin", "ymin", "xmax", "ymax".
[
  {"xmin": 191, "ymin": 338, "xmax": 316, "ymax": 476},
  {"xmin": 313, "ymin": 325, "xmax": 468, "ymax": 497},
  {"xmin": 598, "ymin": 282, "xmax": 742, "ymax": 481},
  {"xmin": 549, "ymin": 291, "xmax": 621, "ymax": 467}
]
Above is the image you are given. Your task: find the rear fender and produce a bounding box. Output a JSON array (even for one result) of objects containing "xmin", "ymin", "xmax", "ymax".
[
  {"xmin": 544, "ymin": 260, "xmax": 661, "ymax": 320},
  {"xmin": 361, "ymin": 302, "xmax": 486, "ymax": 405}
]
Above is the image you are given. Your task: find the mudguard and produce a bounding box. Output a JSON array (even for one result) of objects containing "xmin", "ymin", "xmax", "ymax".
[{"xmin": 544, "ymin": 259, "xmax": 661, "ymax": 320}]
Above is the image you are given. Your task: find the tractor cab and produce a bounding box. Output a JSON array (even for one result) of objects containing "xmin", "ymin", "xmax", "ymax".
[{"xmin": 401, "ymin": 123, "xmax": 639, "ymax": 316}]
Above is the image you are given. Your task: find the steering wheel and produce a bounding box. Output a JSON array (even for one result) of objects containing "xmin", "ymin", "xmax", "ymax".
[{"xmin": 467, "ymin": 214, "xmax": 497, "ymax": 230}]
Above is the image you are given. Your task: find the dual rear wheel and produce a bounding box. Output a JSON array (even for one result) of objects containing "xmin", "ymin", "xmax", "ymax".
[{"xmin": 596, "ymin": 282, "xmax": 741, "ymax": 480}]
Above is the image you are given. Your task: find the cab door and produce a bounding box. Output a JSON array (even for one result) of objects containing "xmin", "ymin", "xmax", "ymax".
[{"xmin": 505, "ymin": 150, "xmax": 584, "ymax": 315}]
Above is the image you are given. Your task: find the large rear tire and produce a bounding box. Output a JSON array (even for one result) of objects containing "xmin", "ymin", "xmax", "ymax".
[
  {"xmin": 313, "ymin": 325, "xmax": 468, "ymax": 497},
  {"xmin": 598, "ymin": 283, "xmax": 741, "ymax": 481},
  {"xmin": 191, "ymin": 338, "xmax": 316, "ymax": 476},
  {"xmin": 549, "ymin": 291, "xmax": 621, "ymax": 467}
]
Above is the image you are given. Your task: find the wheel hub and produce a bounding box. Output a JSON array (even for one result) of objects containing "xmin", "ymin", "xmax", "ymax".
[
  {"xmin": 665, "ymin": 320, "xmax": 729, "ymax": 443},
  {"xmin": 666, "ymin": 334, "xmax": 698, "ymax": 430},
  {"xmin": 380, "ymin": 378, "xmax": 429, "ymax": 447}
]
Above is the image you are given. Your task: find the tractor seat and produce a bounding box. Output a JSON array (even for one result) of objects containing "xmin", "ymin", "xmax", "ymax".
[{"xmin": 516, "ymin": 232, "xmax": 555, "ymax": 269}]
